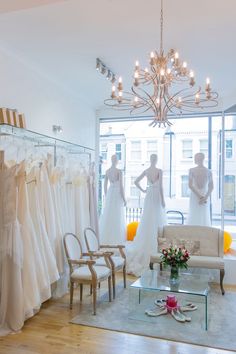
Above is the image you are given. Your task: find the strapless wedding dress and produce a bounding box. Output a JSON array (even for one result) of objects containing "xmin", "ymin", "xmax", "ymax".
[
  {"xmin": 126, "ymin": 179, "xmax": 167, "ymax": 276},
  {"xmin": 99, "ymin": 180, "xmax": 126, "ymax": 245}
]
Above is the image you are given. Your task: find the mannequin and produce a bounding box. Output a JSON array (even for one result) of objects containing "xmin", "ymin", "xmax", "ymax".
[
  {"xmin": 187, "ymin": 152, "xmax": 213, "ymax": 226},
  {"xmin": 126, "ymin": 154, "xmax": 167, "ymax": 276},
  {"xmin": 99, "ymin": 154, "xmax": 126, "ymax": 245}
]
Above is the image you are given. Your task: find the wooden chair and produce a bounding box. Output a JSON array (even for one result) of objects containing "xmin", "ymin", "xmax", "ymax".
[
  {"xmin": 63, "ymin": 233, "xmax": 112, "ymax": 315},
  {"xmin": 84, "ymin": 227, "xmax": 126, "ymax": 299}
]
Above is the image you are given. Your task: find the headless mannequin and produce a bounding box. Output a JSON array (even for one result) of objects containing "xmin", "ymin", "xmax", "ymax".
[
  {"xmin": 135, "ymin": 154, "xmax": 165, "ymax": 208},
  {"xmin": 104, "ymin": 154, "xmax": 126, "ymax": 206},
  {"xmin": 188, "ymin": 152, "xmax": 213, "ymax": 205}
]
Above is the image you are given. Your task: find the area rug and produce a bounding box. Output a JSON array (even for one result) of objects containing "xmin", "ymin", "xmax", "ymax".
[{"xmin": 70, "ymin": 282, "xmax": 236, "ymax": 351}]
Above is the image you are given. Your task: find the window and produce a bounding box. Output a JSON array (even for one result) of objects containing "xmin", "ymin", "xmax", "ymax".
[
  {"xmin": 115, "ymin": 143, "xmax": 122, "ymax": 160},
  {"xmin": 147, "ymin": 140, "xmax": 157, "ymax": 160},
  {"xmin": 130, "ymin": 177, "xmax": 140, "ymax": 197},
  {"xmin": 131, "ymin": 140, "xmax": 141, "ymax": 160},
  {"xmin": 182, "ymin": 140, "xmax": 193, "ymax": 159},
  {"xmin": 225, "ymin": 139, "xmax": 233, "ymax": 159},
  {"xmin": 199, "ymin": 139, "xmax": 208, "ymax": 159},
  {"xmin": 181, "ymin": 175, "xmax": 190, "ymax": 197},
  {"xmin": 100, "ymin": 143, "xmax": 107, "ymax": 161}
]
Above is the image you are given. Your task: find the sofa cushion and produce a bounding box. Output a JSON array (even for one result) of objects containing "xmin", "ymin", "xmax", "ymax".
[
  {"xmin": 150, "ymin": 253, "xmax": 224, "ymax": 270},
  {"xmin": 158, "ymin": 238, "xmax": 200, "ymax": 256},
  {"xmin": 161, "ymin": 225, "xmax": 220, "ymax": 257}
]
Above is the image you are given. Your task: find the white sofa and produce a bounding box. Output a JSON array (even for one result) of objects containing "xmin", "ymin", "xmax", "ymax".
[{"xmin": 149, "ymin": 225, "xmax": 225, "ymax": 294}]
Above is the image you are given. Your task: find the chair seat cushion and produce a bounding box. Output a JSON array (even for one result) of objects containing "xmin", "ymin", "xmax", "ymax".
[
  {"xmin": 95, "ymin": 256, "xmax": 124, "ymax": 269},
  {"xmin": 150, "ymin": 253, "xmax": 224, "ymax": 270},
  {"xmin": 71, "ymin": 265, "xmax": 111, "ymax": 281}
]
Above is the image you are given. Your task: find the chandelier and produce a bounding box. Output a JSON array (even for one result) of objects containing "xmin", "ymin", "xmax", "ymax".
[{"xmin": 104, "ymin": 0, "xmax": 218, "ymax": 127}]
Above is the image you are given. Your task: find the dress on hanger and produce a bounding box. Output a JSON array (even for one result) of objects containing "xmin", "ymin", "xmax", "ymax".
[
  {"xmin": 126, "ymin": 176, "xmax": 167, "ymax": 276},
  {"xmin": 187, "ymin": 167, "xmax": 212, "ymax": 226},
  {"xmin": 99, "ymin": 173, "xmax": 126, "ymax": 245},
  {"xmin": 0, "ymin": 164, "xmax": 24, "ymax": 334},
  {"xmin": 27, "ymin": 165, "xmax": 59, "ymax": 286},
  {"xmin": 17, "ymin": 161, "xmax": 49, "ymax": 311}
]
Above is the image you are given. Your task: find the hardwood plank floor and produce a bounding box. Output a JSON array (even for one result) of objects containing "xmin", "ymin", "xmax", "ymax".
[{"xmin": 0, "ymin": 280, "xmax": 235, "ymax": 354}]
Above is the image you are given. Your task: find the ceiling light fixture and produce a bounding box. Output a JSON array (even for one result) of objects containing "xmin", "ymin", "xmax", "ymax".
[
  {"xmin": 96, "ymin": 58, "xmax": 116, "ymax": 83},
  {"xmin": 104, "ymin": 0, "xmax": 218, "ymax": 127}
]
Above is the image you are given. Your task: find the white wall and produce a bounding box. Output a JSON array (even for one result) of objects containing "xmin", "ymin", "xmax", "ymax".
[{"xmin": 0, "ymin": 47, "xmax": 96, "ymax": 149}]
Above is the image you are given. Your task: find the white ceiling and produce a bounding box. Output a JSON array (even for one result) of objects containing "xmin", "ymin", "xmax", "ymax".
[{"xmin": 0, "ymin": 0, "xmax": 235, "ymax": 113}]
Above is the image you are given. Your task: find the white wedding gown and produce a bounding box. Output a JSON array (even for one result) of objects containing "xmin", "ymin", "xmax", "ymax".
[
  {"xmin": 99, "ymin": 179, "xmax": 126, "ymax": 245},
  {"xmin": 187, "ymin": 167, "xmax": 212, "ymax": 226},
  {"xmin": 126, "ymin": 178, "xmax": 167, "ymax": 276}
]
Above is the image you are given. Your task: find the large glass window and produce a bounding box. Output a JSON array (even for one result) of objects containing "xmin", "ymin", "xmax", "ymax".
[
  {"xmin": 147, "ymin": 140, "xmax": 157, "ymax": 160},
  {"xmin": 225, "ymin": 139, "xmax": 233, "ymax": 159},
  {"xmin": 130, "ymin": 177, "xmax": 140, "ymax": 197},
  {"xmin": 182, "ymin": 139, "xmax": 193, "ymax": 159},
  {"xmin": 116, "ymin": 143, "xmax": 122, "ymax": 160},
  {"xmin": 181, "ymin": 175, "xmax": 190, "ymax": 197},
  {"xmin": 131, "ymin": 140, "xmax": 141, "ymax": 160},
  {"xmin": 100, "ymin": 143, "xmax": 107, "ymax": 161},
  {"xmin": 199, "ymin": 139, "xmax": 208, "ymax": 159}
]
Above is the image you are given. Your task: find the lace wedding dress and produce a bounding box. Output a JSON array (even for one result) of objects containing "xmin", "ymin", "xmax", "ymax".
[
  {"xmin": 99, "ymin": 178, "xmax": 126, "ymax": 245},
  {"xmin": 187, "ymin": 167, "xmax": 213, "ymax": 226},
  {"xmin": 126, "ymin": 177, "xmax": 167, "ymax": 276}
]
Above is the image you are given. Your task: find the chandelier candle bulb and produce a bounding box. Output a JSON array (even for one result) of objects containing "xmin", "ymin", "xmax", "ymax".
[
  {"xmin": 206, "ymin": 77, "xmax": 211, "ymax": 91},
  {"xmin": 174, "ymin": 52, "xmax": 179, "ymax": 65},
  {"xmin": 150, "ymin": 51, "xmax": 155, "ymax": 65},
  {"xmin": 135, "ymin": 60, "xmax": 139, "ymax": 70},
  {"xmin": 118, "ymin": 90, "xmax": 123, "ymax": 103},
  {"xmin": 189, "ymin": 70, "xmax": 195, "ymax": 86},
  {"xmin": 195, "ymin": 93, "xmax": 200, "ymax": 105},
  {"xmin": 118, "ymin": 77, "xmax": 123, "ymax": 91},
  {"xmin": 111, "ymin": 85, "xmax": 116, "ymax": 99}
]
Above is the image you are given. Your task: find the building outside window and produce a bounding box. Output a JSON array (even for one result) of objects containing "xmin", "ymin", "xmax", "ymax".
[
  {"xmin": 115, "ymin": 143, "xmax": 122, "ymax": 160},
  {"xmin": 130, "ymin": 140, "xmax": 141, "ymax": 160},
  {"xmin": 181, "ymin": 175, "xmax": 190, "ymax": 197},
  {"xmin": 130, "ymin": 176, "xmax": 140, "ymax": 197},
  {"xmin": 225, "ymin": 139, "xmax": 233, "ymax": 159},
  {"xmin": 147, "ymin": 140, "xmax": 158, "ymax": 160},
  {"xmin": 182, "ymin": 139, "xmax": 193, "ymax": 159},
  {"xmin": 199, "ymin": 139, "xmax": 208, "ymax": 159},
  {"xmin": 100, "ymin": 143, "xmax": 107, "ymax": 161}
]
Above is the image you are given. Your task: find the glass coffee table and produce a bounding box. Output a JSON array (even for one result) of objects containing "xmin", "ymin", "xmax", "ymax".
[{"xmin": 129, "ymin": 269, "xmax": 210, "ymax": 330}]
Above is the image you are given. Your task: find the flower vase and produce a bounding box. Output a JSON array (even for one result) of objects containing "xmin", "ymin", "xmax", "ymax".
[{"xmin": 169, "ymin": 265, "xmax": 180, "ymax": 286}]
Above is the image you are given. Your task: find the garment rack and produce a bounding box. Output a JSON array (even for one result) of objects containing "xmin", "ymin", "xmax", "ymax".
[{"xmin": 0, "ymin": 124, "xmax": 94, "ymax": 167}]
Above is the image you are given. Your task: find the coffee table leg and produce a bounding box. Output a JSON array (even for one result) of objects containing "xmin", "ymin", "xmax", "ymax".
[{"xmin": 205, "ymin": 295, "xmax": 208, "ymax": 330}]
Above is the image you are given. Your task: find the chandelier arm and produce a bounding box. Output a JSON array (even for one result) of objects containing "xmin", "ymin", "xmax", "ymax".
[{"xmin": 131, "ymin": 86, "xmax": 157, "ymax": 113}]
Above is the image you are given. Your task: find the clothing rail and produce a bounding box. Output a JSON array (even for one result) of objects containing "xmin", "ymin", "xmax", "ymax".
[{"xmin": 0, "ymin": 124, "xmax": 94, "ymax": 166}]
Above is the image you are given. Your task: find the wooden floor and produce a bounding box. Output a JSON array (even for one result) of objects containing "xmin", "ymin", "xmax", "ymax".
[{"xmin": 0, "ymin": 280, "xmax": 235, "ymax": 354}]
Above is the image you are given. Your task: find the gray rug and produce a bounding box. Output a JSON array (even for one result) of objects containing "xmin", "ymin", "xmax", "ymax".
[{"xmin": 70, "ymin": 282, "xmax": 236, "ymax": 351}]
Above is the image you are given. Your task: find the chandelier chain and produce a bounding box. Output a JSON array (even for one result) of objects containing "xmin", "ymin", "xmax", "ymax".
[{"xmin": 160, "ymin": 0, "xmax": 163, "ymax": 53}]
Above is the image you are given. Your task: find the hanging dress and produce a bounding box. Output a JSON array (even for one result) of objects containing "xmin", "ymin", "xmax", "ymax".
[
  {"xmin": 0, "ymin": 164, "xmax": 24, "ymax": 335},
  {"xmin": 126, "ymin": 177, "xmax": 167, "ymax": 276},
  {"xmin": 187, "ymin": 167, "xmax": 212, "ymax": 226},
  {"xmin": 27, "ymin": 165, "xmax": 59, "ymax": 286}
]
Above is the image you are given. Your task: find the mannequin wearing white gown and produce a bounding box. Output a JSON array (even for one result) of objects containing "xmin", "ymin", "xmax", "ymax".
[
  {"xmin": 187, "ymin": 152, "xmax": 213, "ymax": 226},
  {"xmin": 126, "ymin": 154, "xmax": 167, "ymax": 276},
  {"xmin": 99, "ymin": 155, "xmax": 126, "ymax": 245}
]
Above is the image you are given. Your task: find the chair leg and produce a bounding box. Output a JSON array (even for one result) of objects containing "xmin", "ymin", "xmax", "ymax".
[
  {"xmin": 112, "ymin": 270, "xmax": 116, "ymax": 299},
  {"xmin": 108, "ymin": 276, "xmax": 112, "ymax": 302},
  {"xmin": 70, "ymin": 282, "xmax": 74, "ymax": 309},
  {"xmin": 220, "ymin": 269, "xmax": 225, "ymax": 295},
  {"xmin": 90, "ymin": 284, "xmax": 92, "ymax": 295},
  {"xmin": 123, "ymin": 265, "xmax": 126, "ymax": 288},
  {"xmin": 79, "ymin": 284, "xmax": 83, "ymax": 301},
  {"xmin": 92, "ymin": 284, "xmax": 97, "ymax": 315}
]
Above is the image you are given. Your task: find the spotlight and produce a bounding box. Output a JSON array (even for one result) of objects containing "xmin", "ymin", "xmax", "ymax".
[
  {"xmin": 111, "ymin": 74, "xmax": 116, "ymax": 83},
  {"xmin": 101, "ymin": 65, "xmax": 106, "ymax": 75},
  {"xmin": 106, "ymin": 70, "xmax": 112, "ymax": 80},
  {"xmin": 52, "ymin": 125, "xmax": 62, "ymax": 134},
  {"xmin": 96, "ymin": 58, "xmax": 100, "ymax": 71}
]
